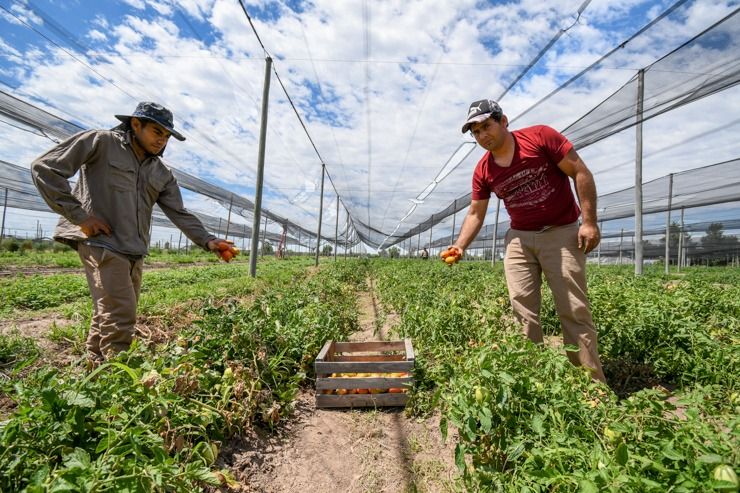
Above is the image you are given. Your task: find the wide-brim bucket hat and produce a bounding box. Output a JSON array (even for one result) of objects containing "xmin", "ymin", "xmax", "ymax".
[{"xmin": 115, "ymin": 101, "xmax": 186, "ymax": 141}]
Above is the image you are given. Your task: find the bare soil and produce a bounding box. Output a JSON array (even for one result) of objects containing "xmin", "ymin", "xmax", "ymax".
[{"xmin": 225, "ymin": 278, "xmax": 459, "ymax": 493}]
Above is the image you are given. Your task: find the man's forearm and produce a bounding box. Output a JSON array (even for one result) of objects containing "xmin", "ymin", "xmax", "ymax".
[
  {"xmin": 453, "ymin": 210, "xmax": 485, "ymax": 251},
  {"xmin": 575, "ymin": 170, "xmax": 598, "ymax": 225}
]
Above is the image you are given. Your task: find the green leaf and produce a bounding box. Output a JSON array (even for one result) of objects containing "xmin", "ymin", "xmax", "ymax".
[
  {"xmin": 640, "ymin": 477, "xmax": 663, "ymax": 488},
  {"xmin": 479, "ymin": 413, "xmax": 491, "ymax": 433},
  {"xmin": 661, "ymin": 445, "xmax": 685, "ymax": 461},
  {"xmin": 108, "ymin": 362, "xmax": 141, "ymax": 384},
  {"xmin": 63, "ymin": 447, "xmax": 91, "ymax": 470},
  {"xmin": 455, "ymin": 443, "xmax": 466, "ymax": 471},
  {"xmin": 615, "ymin": 443, "xmax": 629, "ymax": 466},
  {"xmin": 61, "ymin": 390, "xmax": 95, "ymax": 408},
  {"xmin": 498, "ymin": 372, "xmax": 515, "ymax": 385},
  {"xmin": 532, "ymin": 415, "xmax": 544, "ymax": 435},
  {"xmin": 696, "ymin": 453, "xmax": 723, "ymax": 464},
  {"xmin": 579, "ymin": 479, "xmax": 599, "ymax": 493},
  {"xmin": 439, "ymin": 415, "xmax": 448, "ymax": 443}
]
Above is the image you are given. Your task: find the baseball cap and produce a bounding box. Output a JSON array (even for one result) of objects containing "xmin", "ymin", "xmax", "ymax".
[{"xmin": 461, "ymin": 99, "xmax": 503, "ymax": 134}]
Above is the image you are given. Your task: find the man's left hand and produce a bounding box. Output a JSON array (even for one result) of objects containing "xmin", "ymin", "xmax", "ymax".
[{"xmin": 578, "ymin": 222, "xmax": 600, "ymax": 254}]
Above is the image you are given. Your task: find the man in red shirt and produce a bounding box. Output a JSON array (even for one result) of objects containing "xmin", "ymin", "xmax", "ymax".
[{"xmin": 448, "ymin": 99, "xmax": 606, "ymax": 383}]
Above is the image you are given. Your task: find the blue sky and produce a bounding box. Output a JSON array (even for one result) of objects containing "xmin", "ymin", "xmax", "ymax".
[{"xmin": 0, "ymin": 0, "xmax": 739, "ymax": 249}]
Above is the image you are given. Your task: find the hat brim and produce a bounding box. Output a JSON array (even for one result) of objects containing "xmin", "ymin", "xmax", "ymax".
[
  {"xmin": 115, "ymin": 114, "xmax": 186, "ymax": 141},
  {"xmin": 461, "ymin": 113, "xmax": 494, "ymax": 134}
]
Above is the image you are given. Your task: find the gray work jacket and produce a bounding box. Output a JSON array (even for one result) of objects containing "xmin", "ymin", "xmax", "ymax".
[{"xmin": 31, "ymin": 129, "xmax": 215, "ymax": 256}]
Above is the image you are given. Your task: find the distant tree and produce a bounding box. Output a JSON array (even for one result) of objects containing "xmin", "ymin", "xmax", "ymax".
[
  {"xmin": 322, "ymin": 244, "xmax": 333, "ymax": 256},
  {"xmin": 699, "ymin": 222, "xmax": 738, "ymax": 264},
  {"xmin": 659, "ymin": 221, "xmax": 691, "ymax": 250},
  {"xmin": 388, "ymin": 246, "xmax": 400, "ymax": 258},
  {"xmin": 261, "ymin": 242, "xmax": 274, "ymax": 255},
  {"xmin": 702, "ymin": 223, "xmax": 726, "ymax": 244}
]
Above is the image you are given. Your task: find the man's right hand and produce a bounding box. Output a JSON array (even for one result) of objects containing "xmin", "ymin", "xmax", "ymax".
[
  {"xmin": 440, "ymin": 246, "xmax": 463, "ymax": 265},
  {"xmin": 78, "ymin": 216, "xmax": 112, "ymax": 237}
]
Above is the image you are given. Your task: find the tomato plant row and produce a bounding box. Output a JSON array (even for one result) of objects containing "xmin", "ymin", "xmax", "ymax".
[
  {"xmin": 372, "ymin": 261, "xmax": 739, "ymax": 492},
  {"xmin": 0, "ymin": 261, "xmax": 366, "ymax": 492}
]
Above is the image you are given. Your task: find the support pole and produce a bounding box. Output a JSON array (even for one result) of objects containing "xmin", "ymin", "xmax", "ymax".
[
  {"xmin": 664, "ymin": 173, "xmax": 673, "ymax": 275},
  {"xmin": 429, "ymin": 220, "xmax": 433, "ymax": 256},
  {"xmin": 225, "ymin": 194, "xmax": 234, "ymax": 240},
  {"xmin": 597, "ymin": 218, "xmax": 603, "ymax": 266},
  {"xmin": 344, "ymin": 218, "xmax": 349, "ymax": 260},
  {"xmin": 634, "ymin": 68, "xmax": 645, "ymax": 276},
  {"xmin": 334, "ymin": 197, "xmax": 339, "ymax": 261},
  {"xmin": 261, "ymin": 214, "xmax": 268, "ymax": 258},
  {"xmin": 249, "ymin": 56, "xmax": 272, "ymax": 278},
  {"xmin": 451, "ymin": 207, "xmax": 457, "ymax": 243},
  {"xmin": 0, "ymin": 188, "xmax": 7, "ymax": 241},
  {"xmin": 491, "ymin": 199, "xmax": 501, "ymax": 266},
  {"xmin": 677, "ymin": 207, "xmax": 685, "ymax": 272},
  {"xmin": 315, "ymin": 164, "xmax": 326, "ymax": 267}
]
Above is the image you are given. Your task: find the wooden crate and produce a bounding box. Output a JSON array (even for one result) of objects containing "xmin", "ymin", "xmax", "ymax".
[{"xmin": 315, "ymin": 339, "xmax": 415, "ymax": 408}]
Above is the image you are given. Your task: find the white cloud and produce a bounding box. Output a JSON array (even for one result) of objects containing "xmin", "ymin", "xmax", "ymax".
[{"xmin": 0, "ymin": 0, "xmax": 738, "ymax": 249}]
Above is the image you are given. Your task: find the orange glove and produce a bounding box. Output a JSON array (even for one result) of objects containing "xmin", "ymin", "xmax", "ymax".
[
  {"xmin": 440, "ymin": 246, "xmax": 462, "ymax": 265},
  {"xmin": 214, "ymin": 240, "xmax": 240, "ymax": 262}
]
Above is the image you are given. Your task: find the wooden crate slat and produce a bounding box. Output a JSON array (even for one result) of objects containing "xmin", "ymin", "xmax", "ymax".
[
  {"xmin": 316, "ymin": 392, "xmax": 409, "ymax": 408},
  {"xmin": 314, "ymin": 339, "xmax": 415, "ymax": 408},
  {"xmin": 316, "ymin": 377, "xmax": 413, "ymax": 390},
  {"xmin": 315, "ymin": 361, "xmax": 413, "ymax": 374},
  {"xmin": 316, "ymin": 340, "xmax": 333, "ymax": 362},
  {"xmin": 404, "ymin": 338, "xmax": 415, "ymax": 361},
  {"xmin": 333, "ymin": 354, "xmax": 405, "ymax": 362},
  {"xmin": 333, "ymin": 341, "xmax": 405, "ymax": 352}
]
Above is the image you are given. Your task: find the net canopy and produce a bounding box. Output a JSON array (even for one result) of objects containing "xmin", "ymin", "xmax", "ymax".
[
  {"xmin": 0, "ymin": 0, "xmax": 738, "ymax": 256},
  {"xmin": 0, "ymin": 92, "xmax": 353, "ymax": 249},
  {"xmin": 379, "ymin": 6, "xmax": 740, "ymax": 250}
]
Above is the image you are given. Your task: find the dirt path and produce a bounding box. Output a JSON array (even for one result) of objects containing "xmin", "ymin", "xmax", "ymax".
[{"xmin": 226, "ymin": 278, "xmax": 459, "ymax": 492}]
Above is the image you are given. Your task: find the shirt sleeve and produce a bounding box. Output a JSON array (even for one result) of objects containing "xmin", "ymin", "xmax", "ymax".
[
  {"xmin": 31, "ymin": 130, "xmax": 99, "ymax": 225},
  {"xmin": 539, "ymin": 125, "xmax": 573, "ymax": 165},
  {"xmin": 471, "ymin": 154, "xmax": 492, "ymax": 201},
  {"xmin": 156, "ymin": 173, "xmax": 217, "ymax": 250}
]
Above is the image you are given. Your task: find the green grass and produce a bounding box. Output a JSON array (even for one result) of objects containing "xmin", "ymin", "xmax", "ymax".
[
  {"xmin": 0, "ymin": 331, "xmax": 39, "ymax": 372},
  {"xmin": 0, "ymin": 257, "xmax": 315, "ymax": 318}
]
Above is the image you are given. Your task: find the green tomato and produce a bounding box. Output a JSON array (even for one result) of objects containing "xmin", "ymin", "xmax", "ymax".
[
  {"xmin": 713, "ymin": 464, "xmax": 738, "ymax": 491},
  {"xmin": 603, "ymin": 427, "xmax": 622, "ymax": 443},
  {"xmin": 474, "ymin": 386, "xmax": 484, "ymax": 404}
]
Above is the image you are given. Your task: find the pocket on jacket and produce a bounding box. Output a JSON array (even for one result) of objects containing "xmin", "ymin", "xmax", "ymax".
[{"xmin": 109, "ymin": 160, "xmax": 136, "ymax": 192}]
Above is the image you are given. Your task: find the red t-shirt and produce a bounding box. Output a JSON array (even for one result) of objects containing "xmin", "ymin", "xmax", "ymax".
[{"xmin": 471, "ymin": 125, "xmax": 580, "ymax": 231}]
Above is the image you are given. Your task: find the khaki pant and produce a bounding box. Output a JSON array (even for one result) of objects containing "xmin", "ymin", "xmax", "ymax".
[
  {"xmin": 78, "ymin": 244, "xmax": 144, "ymax": 359},
  {"xmin": 503, "ymin": 222, "xmax": 606, "ymax": 382}
]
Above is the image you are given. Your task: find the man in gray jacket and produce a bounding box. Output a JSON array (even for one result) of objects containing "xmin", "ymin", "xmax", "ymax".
[{"xmin": 32, "ymin": 102, "xmax": 234, "ymax": 361}]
